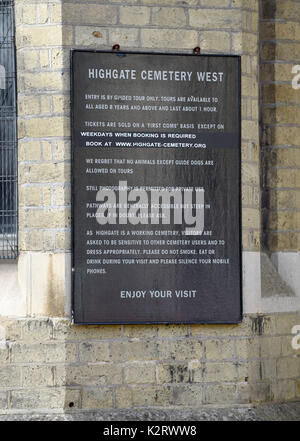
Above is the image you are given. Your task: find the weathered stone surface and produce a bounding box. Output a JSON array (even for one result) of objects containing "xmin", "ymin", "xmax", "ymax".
[{"xmin": 1, "ymin": 402, "xmax": 300, "ymax": 421}]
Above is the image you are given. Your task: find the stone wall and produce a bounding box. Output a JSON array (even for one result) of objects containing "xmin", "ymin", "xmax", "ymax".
[
  {"xmin": 0, "ymin": 313, "xmax": 299, "ymax": 412},
  {"xmin": 259, "ymin": 0, "xmax": 300, "ymax": 312},
  {"xmin": 260, "ymin": 0, "xmax": 300, "ymax": 253},
  {"xmin": 0, "ymin": 0, "xmax": 299, "ymax": 415}
]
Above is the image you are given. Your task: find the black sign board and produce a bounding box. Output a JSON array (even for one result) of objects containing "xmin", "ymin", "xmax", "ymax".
[{"xmin": 72, "ymin": 50, "xmax": 242, "ymax": 324}]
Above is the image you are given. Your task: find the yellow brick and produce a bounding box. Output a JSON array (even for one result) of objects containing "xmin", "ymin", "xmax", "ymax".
[
  {"xmin": 40, "ymin": 96, "xmax": 52, "ymax": 115},
  {"xmin": 260, "ymin": 336, "xmax": 282, "ymax": 358},
  {"xmin": 120, "ymin": 6, "xmax": 150, "ymax": 26},
  {"xmin": 43, "ymin": 230, "xmax": 55, "ymax": 251},
  {"xmin": 19, "ymin": 117, "xmax": 68, "ymax": 138},
  {"xmin": 276, "ymin": 314, "xmax": 300, "ymax": 334},
  {"xmin": 55, "ymin": 231, "xmax": 71, "ymax": 250},
  {"xmin": 157, "ymin": 324, "xmax": 188, "ymax": 338},
  {"xmin": 206, "ymin": 384, "xmax": 236, "ymax": 404},
  {"xmin": 173, "ymin": 384, "xmax": 203, "ymax": 406},
  {"xmin": 265, "ymin": 127, "xmax": 300, "ymax": 147},
  {"xmin": 131, "ymin": 386, "xmax": 171, "ymax": 407},
  {"xmin": 51, "ymin": 49, "xmax": 69, "ymax": 69},
  {"xmin": 141, "ymin": 28, "xmax": 198, "ymax": 49},
  {"xmin": 242, "ymin": 229, "xmax": 249, "ymax": 249},
  {"xmin": 115, "ymin": 386, "xmax": 133, "ymax": 408},
  {"xmin": 42, "ymin": 186, "xmax": 52, "ymax": 206},
  {"xmin": 271, "ymin": 380, "xmax": 296, "ymax": 401},
  {"xmin": 53, "ymin": 320, "xmax": 122, "ymax": 340},
  {"xmin": 53, "ymin": 140, "xmax": 71, "ymax": 161},
  {"xmin": 152, "ymin": 7, "xmax": 186, "ymax": 27},
  {"xmin": 20, "ymin": 186, "xmax": 41, "ymax": 206},
  {"xmin": 236, "ymin": 337, "xmax": 260, "ymax": 359},
  {"xmin": 158, "ymin": 363, "xmax": 189, "ymax": 383},
  {"xmin": 55, "ymin": 364, "xmax": 122, "ymax": 387},
  {"xmin": 260, "ymin": 22, "xmax": 300, "ymax": 41},
  {"xmin": 123, "ymin": 325, "xmax": 157, "ymax": 338},
  {"xmin": 200, "ymin": 31, "xmax": 231, "ymax": 52},
  {"xmin": 248, "ymin": 229, "xmax": 261, "ymax": 250},
  {"xmin": 264, "ymin": 0, "xmax": 300, "ymax": 21},
  {"xmin": 124, "ymin": 363, "xmax": 156, "ymax": 384},
  {"xmin": 269, "ymin": 190, "xmax": 299, "ymax": 210},
  {"xmin": 50, "ymin": 3, "xmax": 62, "ymax": 23},
  {"xmin": 262, "ymin": 42, "xmax": 300, "ymax": 62},
  {"xmin": 23, "ymin": 208, "xmax": 71, "ymax": 229},
  {"xmin": 52, "ymin": 95, "xmax": 70, "ymax": 114},
  {"xmin": 242, "ymin": 76, "xmax": 258, "ymax": 98},
  {"xmin": 201, "ymin": 0, "xmax": 230, "ymax": 5},
  {"xmin": 23, "ymin": 230, "xmax": 43, "ymax": 251},
  {"xmin": 170, "ymin": 340, "xmax": 203, "ymax": 360},
  {"xmin": 242, "ymin": 208, "xmax": 260, "ymax": 229},
  {"xmin": 18, "ymin": 95, "xmax": 40, "ymax": 116},
  {"xmin": 245, "ymin": 0, "xmax": 259, "ymax": 10},
  {"xmin": 267, "ymin": 168, "xmax": 300, "ymax": 188},
  {"xmin": 21, "ymin": 72, "xmax": 67, "ymax": 92},
  {"xmin": 263, "ymin": 84, "xmax": 300, "ymax": 105},
  {"xmin": 204, "ymin": 363, "xmax": 236, "ymax": 382},
  {"xmin": 231, "ymin": 0, "xmax": 242, "ymax": 7},
  {"xmin": 109, "ymin": 28, "xmax": 139, "ymax": 48},
  {"xmin": 242, "ymin": 10, "xmax": 258, "ymax": 33},
  {"xmin": 81, "ymin": 388, "xmax": 113, "ymax": 409},
  {"xmin": 232, "ymin": 33, "xmax": 242, "ymax": 53},
  {"xmin": 20, "ymin": 162, "xmax": 69, "ymax": 184},
  {"xmin": 242, "ymin": 32, "xmax": 258, "ymax": 54},
  {"xmin": 277, "ymin": 357, "xmax": 300, "ymax": 379},
  {"xmin": 74, "ymin": 26, "xmax": 108, "ymax": 48},
  {"xmin": 206, "ymin": 339, "xmax": 235, "ymax": 360},
  {"xmin": 41, "ymin": 141, "xmax": 52, "ymax": 161},
  {"xmin": 266, "ymin": 232, "xmax": 300, "ymax": 251},
  {"xmin": 62, "ymin": 4, "xmax": 117, "ymax": 25},
  {"xmin": 261, "ymin": 63, "xmax": 294, "ymax": 83},
  {"xmin": 189, "ymin": 9, "xmax": 241, "ymax": 29},
  {"xmin": 22, "ymin": 50, "xmax": 39, "ymax": 70},
  {"xmin": 17, "ymin": 26, "xmax": 73, "ymax": 48},
  {"xmin": 269, "ymin": 148, "xmax": 300, "ymax": 168},
  {"xmin": 297, "ymin": 379, "xmax": 300, "ymax": 397},
  {"xmin": 53, "ymin": 185, "xmax": 71, "ymax": 205},
  {"xmin": 140, "ymin": 0, "xmax": 197, "ymax": 4},
  {"xmin": 262, "ymin": 106, "xmax": 300, "ymax": 125},
  {"xmin": 40, "ymin": 50, "xmax": 50, "ymax": 69},
  {"xmin": 37, "ymin": 4, "xmax": 49, "ymax": 24},
  {"xmin": 191, "ymin": 318, "xmax": 251, "ymax": 337},
  {"xmin": 242, "ymin": 120, "xmax": 259, "ymax": 140},
  {"xmin": 22, "ymin": 4, "xmax": 36, "ymax": 24},
  {"xmin": 242, "ymin": 162, "xmax": 260, "ymax": 186},
  {"xmin": 242, "ymin": 185, "xmax": 259, "ymax": 208},
  {"xmin": 19, "ymin": 140, "xmax": 41, "ymax": 161}
]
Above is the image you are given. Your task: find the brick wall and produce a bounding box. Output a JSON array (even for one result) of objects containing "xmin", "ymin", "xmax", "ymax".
[
  {"xmin": 0, "ymin": 314, "xmax": 299, "ymax": 411},
  {"xmin": 260, "ymin": 0, "xmax": 300, "ymax": 252},
  {"xmin": 0, "ymin": 0, "xmax": 297, "ymax": 414}
]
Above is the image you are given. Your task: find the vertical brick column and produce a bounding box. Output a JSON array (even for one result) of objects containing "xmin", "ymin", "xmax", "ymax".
[
  {"xmin": 15, "ymin": 1, "xmax": 71, "ymax": 315},
  {"xmin": 260, "ymin": 0, "xmax": 300, "ymax": 252}
]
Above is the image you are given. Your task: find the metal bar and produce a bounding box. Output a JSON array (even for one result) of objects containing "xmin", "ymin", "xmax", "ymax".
[{"xmin": 0, "ymin": 0, "xmax": 17, "ymax": 259}]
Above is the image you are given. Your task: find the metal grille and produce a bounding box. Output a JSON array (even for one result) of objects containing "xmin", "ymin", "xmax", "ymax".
[{"xmin": 0, "ymin": 0, "xmax": 17, "ymax": 259}]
